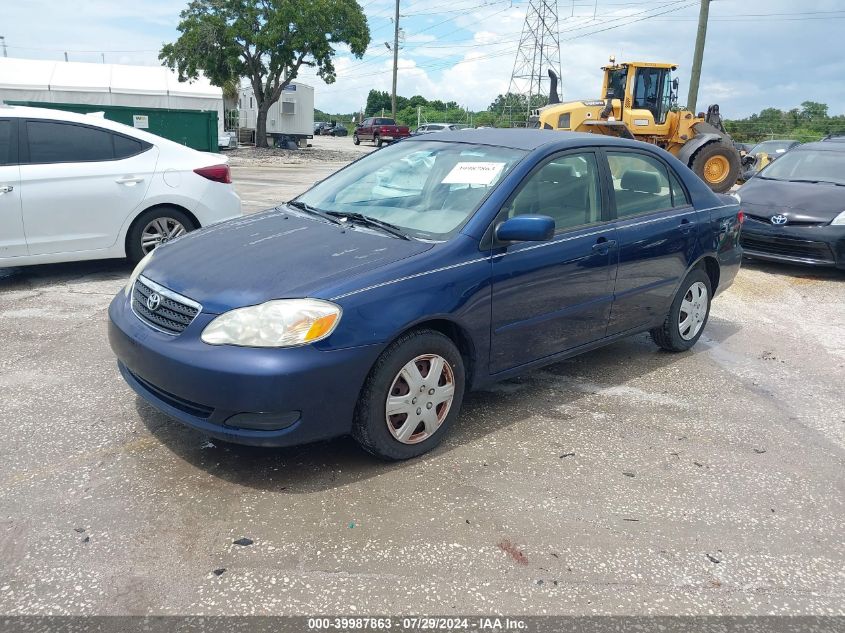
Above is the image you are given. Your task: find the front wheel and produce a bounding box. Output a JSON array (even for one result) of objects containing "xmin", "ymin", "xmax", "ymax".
[
  {"xmin": 650, "ymin": 267, "xmax": 712, "ymax": 352},
  {"xmin": 352, "ymin": 329, "xmax": 465, "ymax": 460},
  {"xmin": 352, "ymin": 134, "xmax": 360, "ymax": 145},
  {"xmin": 690, "ymin": 142, "xmax": 741, "ymax": 193}
]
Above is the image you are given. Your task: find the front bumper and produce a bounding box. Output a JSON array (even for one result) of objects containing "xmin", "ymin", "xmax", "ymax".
[
  {"xmin": 108, "ymin": 294, "xmax": 382, "ymax": 447},
  {"xmin": 740, "ymin": 218, "xmax": 845, "ymax": 269}
]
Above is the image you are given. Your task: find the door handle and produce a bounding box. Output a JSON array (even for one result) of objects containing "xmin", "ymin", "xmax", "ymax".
[
  {"xmin": 592, "ymin": 238, "xmax": 617, "ymax": 252},
  {"xmin": 115, "ymin": 176, "xmax": 144, "ymax": 185},
  {"xmin": 0, "ymin": 185, "xmax": 13, "ymax": 194},
  {"xmin": 679, "ymin": 218, "xmax": 695, "ymax": 234}
]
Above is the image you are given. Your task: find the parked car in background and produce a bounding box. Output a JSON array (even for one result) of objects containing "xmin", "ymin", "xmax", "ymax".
[
  {"xmin": 353, "ymin": 117, "xmax": 411, "ymax": 147},
  {"xmin": 740, "ymin": 139, "xmax": 801, "ymax": 181},
  {"xmin": 0, "ymin": 106, "xmax": 241, "ymax": 267},
  {"xmin": 108, "ymin": 130, "xmax": 742, "ymax": 460},
  {"xmin": 314, "ymin": 122, "xmax": 331, "ymax": 135},
  {"xmin": 738, "ymin": 140, "xmax": 845, "ymax": 269},
  {"xmin": 321, "ymin": 123, "xmax": 348, "ymax": 137},
  {"xmin": 412, "ymin": 123, "xmax": 470, "ymax": 135}
]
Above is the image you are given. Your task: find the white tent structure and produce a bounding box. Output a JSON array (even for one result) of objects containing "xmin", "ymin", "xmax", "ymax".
[{"xmin": 0, "ymin": 58, "xmax": 224, "ymax": 136}]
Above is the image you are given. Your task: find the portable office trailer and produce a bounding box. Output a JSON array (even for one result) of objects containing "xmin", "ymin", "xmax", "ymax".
[
  {"xmin": 238, "ymin": 82, "xmax": 314, "ymax": 148},
  {"xmin": 0, "ymin": 58, "xmax": 224, "ymax": 151}
]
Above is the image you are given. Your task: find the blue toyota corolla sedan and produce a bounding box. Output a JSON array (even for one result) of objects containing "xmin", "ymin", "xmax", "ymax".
[{"xmin": 109, "ymin": 130, "xmax": 743, "ymax": 460}]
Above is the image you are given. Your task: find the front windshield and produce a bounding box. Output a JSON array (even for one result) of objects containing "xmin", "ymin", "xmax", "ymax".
[
  {"xmin": 759, "ymin": 148, "xmax": 845, "ymax": 185},
  {"xmin": 295, "ymin": 140, "xmax": 526, "ymax": 240},
  {"xmin": 751, "ymin": 140, "xmax": 795, "ymax": 155}
]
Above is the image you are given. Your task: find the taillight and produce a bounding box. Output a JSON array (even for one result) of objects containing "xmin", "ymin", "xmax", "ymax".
[
  {"xmin": 194, "ymin": 164, "xmax": 231, "ymax": 184},
  {"xmin": 737, "ymin": 210, "xmax": 745, "ymax": 224}
]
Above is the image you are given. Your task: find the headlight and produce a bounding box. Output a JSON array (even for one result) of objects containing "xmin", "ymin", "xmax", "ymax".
[
  {"xmin": 832, "ymin": 211, "xmax": 845, "ymax": 225},
  {"xmin": 124, "ymin": 251, "xmax": 155, "ymax": 297},
  {"xmin": 201, "ymin": 299, "xmax": 342, "ymax": 347}
]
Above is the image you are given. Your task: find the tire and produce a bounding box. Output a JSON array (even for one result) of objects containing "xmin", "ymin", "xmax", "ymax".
[
  {"xmin": 352, "ymin": 329, "xmax": 465, "ymax": 460},
  {"xmin": 352, "ymin": 134, "xmax": 360, "ymax": 145},
  {"xmin": 690, "ymin": 142, "xmax": 741, "ymax": 193},
  {"xmin": 375, "ymin": 135, "xmax": 382, "ymax": 148},
  {"xmin": 126, "ymin": 206, "xmax": 198, "ymax": 264},
  {"xmin": 650, "ymin": 267, "xmax": 712, "ymax": 352}
]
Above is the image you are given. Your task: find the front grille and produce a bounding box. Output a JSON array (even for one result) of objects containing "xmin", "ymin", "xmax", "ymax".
[
  {"xmin": 745, "ymin": 214, "xmax": 825, "ymax": 227},
  {"xmin": 741, "ymin": 234, "xmax": 835, "ymax": 263},
  {"xmin": 131, "ymin": 277, "xmax": 201, "ymax": 335}
]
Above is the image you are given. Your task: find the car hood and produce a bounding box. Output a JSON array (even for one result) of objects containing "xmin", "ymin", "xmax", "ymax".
[
  {"xmin": 740, "ymin": 178, "xmax": 845, "ymax": 223},
  {"xmin": 140, "ymin": 208, "xmax": 434, "ymax": 314}
]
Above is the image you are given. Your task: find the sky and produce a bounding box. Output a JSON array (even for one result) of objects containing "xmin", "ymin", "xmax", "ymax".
[{"xmin": 2, "ymin": 0, "xmax": 845, "ymax": 118}]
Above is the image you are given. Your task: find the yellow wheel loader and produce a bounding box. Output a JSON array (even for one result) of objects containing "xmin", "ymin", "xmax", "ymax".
[{"xmin": 534, "ymin": 60, "xmax": 741, "ymax": 193}]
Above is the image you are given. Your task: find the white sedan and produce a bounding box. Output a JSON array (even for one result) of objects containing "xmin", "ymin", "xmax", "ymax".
[{"xmin": 0, "ymin": 105, "xmax": 241, "ymax": 267}]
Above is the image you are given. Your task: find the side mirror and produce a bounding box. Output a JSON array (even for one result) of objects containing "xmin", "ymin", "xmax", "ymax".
[{"xmin": 496, "ymin": 215, "xmax": 555, "ymax": 243}]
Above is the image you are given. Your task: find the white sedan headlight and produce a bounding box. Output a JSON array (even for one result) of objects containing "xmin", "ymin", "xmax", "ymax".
[
  {"xmin": 124, "ymin": 250, "xmax": 155, "ymax": 297},
  {"xmin": 832, "ymin": 210, "xmax": 845, "ymax": 225},
  {"xmin": 201, "ymin": 299, "xmax": 342, "ymax": 347}
]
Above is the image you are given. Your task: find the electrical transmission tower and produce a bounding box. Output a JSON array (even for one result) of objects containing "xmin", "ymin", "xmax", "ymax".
[{"xmin": 504, "ymin": 0, "xmax": 562, "ymax": 125}]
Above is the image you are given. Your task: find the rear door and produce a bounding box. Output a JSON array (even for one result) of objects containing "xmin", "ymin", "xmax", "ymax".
[
  {"xmin": 490, "ymin": 150, "xmax": 618, "ymax": 373},
  {"xmin": 19, "ymin": 119, "xmax": 158, "ymax": 255},
  {"xmin": 0, "ymin": 118, "xmax": 26, "ymax": 258},
  {"xmin": 603, "ymin": 149, "xmax": 698, "ymax": 335}
]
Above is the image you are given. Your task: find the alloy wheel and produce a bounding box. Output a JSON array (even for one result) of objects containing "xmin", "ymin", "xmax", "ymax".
[
  {"xmin": 385, "ymin": 354, "xmax": 455, "ymax": 444},
  {"xmin": 141, "ymin": 217, "xmax": 187, "ymax": 254}
]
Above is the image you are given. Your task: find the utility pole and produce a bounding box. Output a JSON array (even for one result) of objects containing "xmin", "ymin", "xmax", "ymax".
[
  {"xmin": 391, "ymin": 0, "xmax": 400, "ymax": 120},
  {"xmin": 0, "ymin": 36, "xmax": 7, "ymax": 58},
  {"xmin": 687, "ymin": 0, "xmax": 710, "ymax": 114}
]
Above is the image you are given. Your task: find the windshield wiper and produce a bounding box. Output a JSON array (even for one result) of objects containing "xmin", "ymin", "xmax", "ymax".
[
  {"xmin": 287, "ymin": 200, "xmax": 343, "ymax": 224},
  {"xmin": 325, "ymin": 211, "xmax": 411, "ymax": 240}
]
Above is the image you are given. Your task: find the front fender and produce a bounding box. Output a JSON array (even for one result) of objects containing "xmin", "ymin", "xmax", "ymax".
[{"xmin": 677, "ymin": 133, "xmax": 723, "ymax": 166}]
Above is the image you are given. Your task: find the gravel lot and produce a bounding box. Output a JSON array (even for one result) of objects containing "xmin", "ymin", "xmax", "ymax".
[{"xmin": 0, "ymin": 138, "xmax": 843, "ymax": 615}]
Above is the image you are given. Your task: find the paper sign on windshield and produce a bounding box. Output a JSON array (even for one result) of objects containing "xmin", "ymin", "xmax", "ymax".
[{"xmin": 442, "ymin": 162, "xmax": 505, "ymax": 186}]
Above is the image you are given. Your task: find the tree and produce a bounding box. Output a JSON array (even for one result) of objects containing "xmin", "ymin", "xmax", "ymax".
[
  {"xmin": 800, "ymin": 101, "xmax": 828, "ymax": 122},
  {"xmin": 161, "ymin": 0, "xmax": 370, "ymax": 147},
  {"xmin": 365, "ymin": 89, "xmax": 391, "ymax": 116}
]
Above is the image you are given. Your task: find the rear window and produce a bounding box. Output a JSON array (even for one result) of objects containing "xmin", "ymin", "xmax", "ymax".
[
  {"xmin": 114, "ymin": 134, "xmax": 147, "ymax": 159},
  {"xmin": 375, "ymin": 118, "xmax": 396, "ymax": 126},
  {"xmin": 0, "ymin": 121, "xmax": 11, "ymax": 165}
]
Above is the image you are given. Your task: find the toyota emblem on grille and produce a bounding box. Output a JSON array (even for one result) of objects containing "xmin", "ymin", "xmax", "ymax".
[
  {"xmin": 771, "ymin": 214, "xmax": 788, "ymax": 225},
  {"xmin": 146, "ymin": 292, "xmax": 162, "ymax": 311}
]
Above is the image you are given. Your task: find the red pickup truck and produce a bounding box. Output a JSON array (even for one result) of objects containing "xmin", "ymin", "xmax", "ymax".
[{"xmin": 353, "ymin": 117, "xmax": 411, "ymax": 147}]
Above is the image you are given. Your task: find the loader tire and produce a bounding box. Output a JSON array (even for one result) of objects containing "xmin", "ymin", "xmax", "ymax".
[{"xmin": 690, "ymin": 142, "xmax": 741, "ymax": 193}]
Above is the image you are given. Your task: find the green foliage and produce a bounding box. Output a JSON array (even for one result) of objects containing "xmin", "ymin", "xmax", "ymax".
[
  {"xmin": 725, "ymin": 102, "xmax": 845, "ymax": 143},
  {"xmin": 161, "ymin": 0, "xmax": 370, "ymax": 145}
]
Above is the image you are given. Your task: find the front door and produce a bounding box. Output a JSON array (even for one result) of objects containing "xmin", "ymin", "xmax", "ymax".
[
  {"xmin": 0, "ymin": 119, "xmax": 26, "ymax": 258},
  {"xmin": 18, "ymin": 118, "xmax": 158, "ymax": 256},
  {"xmin": 603, "ymin": 149, "xmax": 698, "ymax": 335},
  {"xmin": 490, "ymin": 150, "xmax": 618, "ymax": 374}
]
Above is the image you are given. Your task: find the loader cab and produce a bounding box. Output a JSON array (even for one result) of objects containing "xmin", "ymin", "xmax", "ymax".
[{"xmin": 601, "ymin": 62, "xmax": 678, "ymax": 134}]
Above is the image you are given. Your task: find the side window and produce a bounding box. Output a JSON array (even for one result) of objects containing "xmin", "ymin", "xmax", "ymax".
[
  {"xmin": 507, "ymin": 152, "xmax": 602, "ymax": 232},
  {"xmin": 607, "ymin": 152, "xmax": 673, "ymax": 218},
  {"xmin": 0, "ymin": 121, "xmax": 12, "ymax": 166},
  {"xmin": 669, "ymin": 170, "xmax": 690, "ymax": 207},
  {"xmin": 26, "ymin": 121, "xmax": 114, "ymax": 164},
  {"xmin": 113, "ymin": 134, "xmax": 148, "ymax": 159}
]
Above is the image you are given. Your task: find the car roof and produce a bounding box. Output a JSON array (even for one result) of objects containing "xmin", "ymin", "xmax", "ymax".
[
  {"xmin": 794, "ymin": 140, "xmax": 845, "ymax": 152},
  {"xmin": 405, "ymin": 128, "xmax": 646, "ymax": 151}
]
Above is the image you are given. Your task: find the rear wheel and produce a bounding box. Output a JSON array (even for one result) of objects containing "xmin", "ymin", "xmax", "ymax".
[
  {"xmin": 352, "ymin": 329, "xmax": 465, "ymax": 460},
  {"xmin": 353, "ymin": 134, "xmax": 360, "ymax": 145},
  {"xmin": 650, "ymin": 267, "xmax": 712, "ymax": 352},
  {"xmin": 126, "ymin": 206, "xmax": 197, "ymax": 264},
  {"xmin": 690, "ymin": 142, "xmax": 741, "ymax": 193},
  {"xmin": 375, "ymin": 134, "xmax": 383, "ymax": 148}
]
